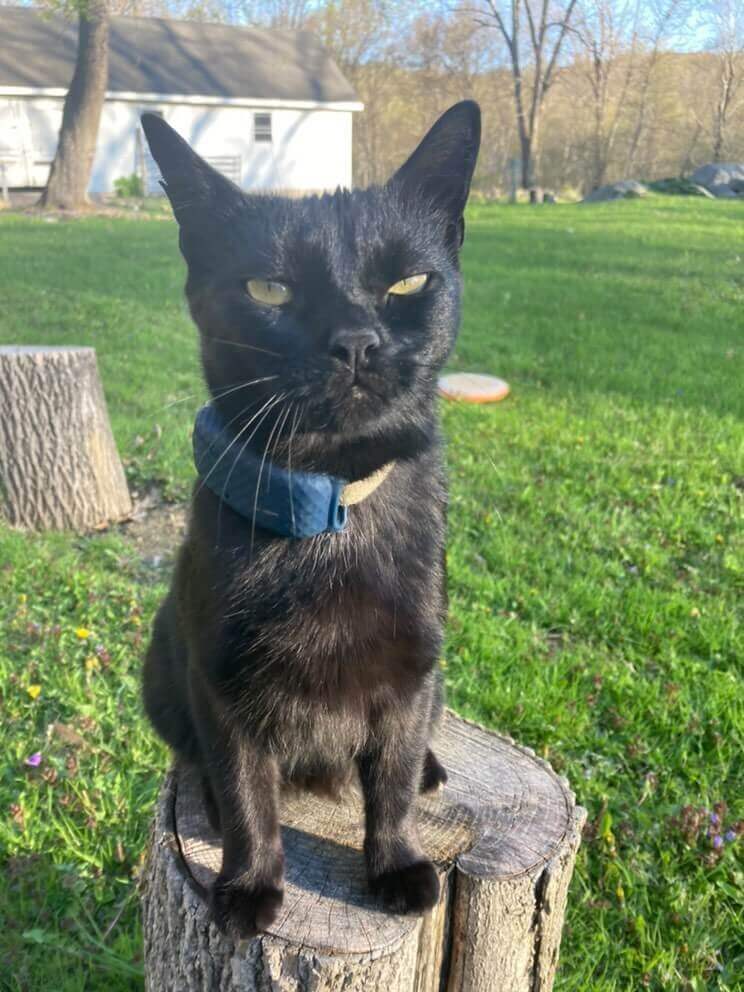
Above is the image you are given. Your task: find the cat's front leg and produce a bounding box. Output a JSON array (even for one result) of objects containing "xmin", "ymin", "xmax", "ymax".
[
  {"xmin": 189, "ymin": 668, "xmax": 284, "ymax": 939},
  {"xmin": 358, "ymin": 697, "xmax": 440, "ymax": 913}
]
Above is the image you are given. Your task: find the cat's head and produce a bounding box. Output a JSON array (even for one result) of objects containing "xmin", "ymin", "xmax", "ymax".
[{"xmin": 142, "ymin": 102, "xmax": 480, "ymax": 473}]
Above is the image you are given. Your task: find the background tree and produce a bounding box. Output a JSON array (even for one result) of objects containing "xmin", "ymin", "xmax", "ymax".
[
  {"xmin": 619, "ymin": 0, "xmax": 691, "ymax": 177},
  {"xmin": 39, "ymin": 0, "xmax": 111, "ymax": 209},
  {"xmin": 309, "ymin": 0, "xmax": 399, "ymax": 184},
  {"xmin": 568, "ymin": 0, "xmax": 643, "ymax": 190},
  {"xmin": 461, "ymin": 0, "xmax": 580, "ymax": 187},
  {"xmin": 568, "ymin": 0, "xmax": 688, "ymax": 191},
  {"xmin": 706, "ymin": 0, "xmax": 744, "ymax": 160}
]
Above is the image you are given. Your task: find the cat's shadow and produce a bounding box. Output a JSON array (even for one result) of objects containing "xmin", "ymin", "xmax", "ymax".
[
  {"xmin": 175, "ymin": 765, "xmax": 474, "ymax": 917},
  {"xmin": 279, "ymin": 824, "xmax": 383, "ymax": 911}
]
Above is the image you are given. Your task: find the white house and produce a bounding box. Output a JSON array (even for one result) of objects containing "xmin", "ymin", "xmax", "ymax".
[{"xmin": 0, "ymin": 7, "xmax": 362, "ymax": 194}]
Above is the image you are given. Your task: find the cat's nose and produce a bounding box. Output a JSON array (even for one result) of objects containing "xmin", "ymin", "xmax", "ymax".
[{"xmin": 329, "ymin": 329, "xmax": 380, "ymax": 372}]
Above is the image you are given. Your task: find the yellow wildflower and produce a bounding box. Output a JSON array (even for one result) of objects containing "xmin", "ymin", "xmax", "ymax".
[
  {"xmin": 27, "ymin": 684, "xmax": 41, "ymax": 700},
  {"xmin": 75, "ymin": 628, "xmax": 91, "ymax": 640}
]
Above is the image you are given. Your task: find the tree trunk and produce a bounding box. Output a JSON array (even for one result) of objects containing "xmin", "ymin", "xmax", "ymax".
[
  {"xmin": 38, "ymin": 1, "xmax": 110, "ymax": 210},
  {"xmin": 519, "ymin": 131, "xmax": 534, "ymax": 189},
  {"xmin": 712, "ymin": 127, "xmax": 724, "ymax": 163},
  {"xmin": 141, "ymin": 711, "xmax": 586, "ymax": 992},
  {"xmin": 0, "ymin": 346, "xmax": 132, "ymax": 531}
]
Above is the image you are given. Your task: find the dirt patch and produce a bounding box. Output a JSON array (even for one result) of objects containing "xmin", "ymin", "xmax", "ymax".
[{"xmin": 115, "ymin": 488, "xmax": 187, "ymax": 579}]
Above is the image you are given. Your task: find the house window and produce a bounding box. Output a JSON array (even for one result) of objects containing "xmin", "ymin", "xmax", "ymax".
[{"xmin": 254, "ymin": 113, "xmax": 272, "ymax": 143}]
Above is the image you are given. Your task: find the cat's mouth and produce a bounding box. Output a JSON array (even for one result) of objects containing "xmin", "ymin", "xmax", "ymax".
[
  {"xmin": 348, "ymin": 369, "xmax": 378, "ymax": 394},
  {"xmin": 310, "ymin": 368, "xmax": 390, "ymax": 431},
  {"xmin": 345, "ymin": 370, "xmax": 388, "ymax": 405}
]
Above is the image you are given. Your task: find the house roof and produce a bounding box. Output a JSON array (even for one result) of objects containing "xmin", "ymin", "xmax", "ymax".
[{"xmin": 0, "ymin": 6, "xmax": 359, "ymax": 106}]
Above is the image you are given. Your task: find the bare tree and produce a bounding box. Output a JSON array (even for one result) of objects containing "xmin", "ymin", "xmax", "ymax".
[
  {"xmin": 569, "ymin": 0, "xmax": 641, "ymax": 189},
  {"xmin": 462, "ymin": 0, "xmax": 580, "ymax": 186},
  {"xmin": 39, "ymin": 0, "xmax": 110, "ymax": 209},
  {"xmin": 707, "ymin": 0, "xmax": 744, "ymax": 160},
  {"xmin": 308, "ymin": 0, "xmax": 402, "ymax": 185},
  {"xmin": 621, "ymin": 0, "xmax": 692, "ymax": 177},
  {"xmin": 569, "ymin": 0, "xmax": 688, "ymax": 190},
  {"xmin": 309, "ymin": 0, "xmax": 394, "ymax": 67}
]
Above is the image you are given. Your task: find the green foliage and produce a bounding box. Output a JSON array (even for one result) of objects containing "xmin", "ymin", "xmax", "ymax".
[
  {"xmin": 113, "ymin": 175, "xmax": 144, "ymax": 199},
  {"xmin": 0, "ymin": 199, "xmax": 742, "ymax": 990}
]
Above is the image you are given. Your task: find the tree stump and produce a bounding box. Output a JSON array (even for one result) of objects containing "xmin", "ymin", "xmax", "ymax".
[
  {"xmin": 0, "ymin": 346, "xmax": 132, "ymax": 530},
  {"xmin": 142, "ymin": 711, "xmax": 586, "ymax": 992}
]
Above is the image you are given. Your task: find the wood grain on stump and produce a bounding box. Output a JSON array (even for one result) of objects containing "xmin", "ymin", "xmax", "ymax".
[
  {"xmin": 0, "ymin": 346, "xmax": 131, "ymax": 530},
  {"xmin": 142, "ymin": 711, "xmax": 585, "ymax": 992}
]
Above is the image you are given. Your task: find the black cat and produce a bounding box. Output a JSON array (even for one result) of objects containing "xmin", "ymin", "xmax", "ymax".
[{"xmin": 141, "ymin": 101, "xmax": 480, "ymax": 939}]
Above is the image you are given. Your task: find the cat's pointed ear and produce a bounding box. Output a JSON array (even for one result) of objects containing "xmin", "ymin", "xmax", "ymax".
[
  {"xmin": 140, "ymin": 114, "xmax": 240, "ymax": 224},
  {"xmin": 388, "ymin": 101, "xmax": 480, "ymax": 245}
]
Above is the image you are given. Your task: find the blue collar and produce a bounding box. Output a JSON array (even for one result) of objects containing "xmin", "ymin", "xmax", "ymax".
[{"xmin": 193, "ymin": 403, "xmax": 349, "ymax": 538}]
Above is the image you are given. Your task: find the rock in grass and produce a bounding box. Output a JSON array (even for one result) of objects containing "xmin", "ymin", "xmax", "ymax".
[
  {"xmin": 582, "ymin": 180, "xmax": 647, "ymax": 203},
  {"xmin": 691, "ymin": 162, "xmax": 744, "ymax": 191},
  {"xmin": 707, "ymin": 183, "xmax": 739, "ymax": 199}
]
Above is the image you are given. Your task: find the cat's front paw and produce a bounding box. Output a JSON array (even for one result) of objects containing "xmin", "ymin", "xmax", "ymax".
[
  {"xmin": 210, "ymin": 875, "xmax": 284, "ymax": 939},
  {"xmin": 369, "ymin": 859, "xmax": 440, "ymax": 914}
]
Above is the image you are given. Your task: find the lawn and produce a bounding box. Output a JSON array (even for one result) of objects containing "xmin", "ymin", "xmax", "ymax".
[{"xmin": 0, "ymin": 198, "xmax": 742, "ymax": 991}]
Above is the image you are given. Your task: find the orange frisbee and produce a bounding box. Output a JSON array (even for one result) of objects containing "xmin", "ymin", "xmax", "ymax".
[{"xmin": 438, "ymin": 372, "xmax": 511, "ymax": 403}]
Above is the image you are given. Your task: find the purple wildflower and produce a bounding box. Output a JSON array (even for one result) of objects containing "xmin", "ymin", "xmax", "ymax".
[
  {"xmin": 724, "ymin": 830, "xmax": 736, "ymax": 843},
  {"xmin": 24, "ymin": 752, "xmax": 42, "ymax": 768},
  {"xmin": 710, "ymin": 812, "xmax": 720, "ymax": 827},
  {"xmin": 712, "ymin": 835, "xmax": 723, "ymax": 850}
]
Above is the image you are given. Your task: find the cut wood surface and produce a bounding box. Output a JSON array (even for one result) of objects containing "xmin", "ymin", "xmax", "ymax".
[
  {"xmin": 142, "ymin": 711, "xmax": 586, "ymax": 992},
  {"xmin": 0, "ymin": 346, "xmax": 131, "ymax": 530}
]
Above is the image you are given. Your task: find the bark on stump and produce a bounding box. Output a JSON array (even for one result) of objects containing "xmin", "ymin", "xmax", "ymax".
[
  {"xmin": 142, "ymin": 711, "xmax": 586, "ymax": 992},
  {"xmin": 0, "ymin": 346, "xmax": 132, "ymax": 530}
]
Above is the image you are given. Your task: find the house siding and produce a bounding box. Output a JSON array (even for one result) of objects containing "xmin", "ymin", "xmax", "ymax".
[{"xmin": 0, "ymin": 95, "xmax": 354, "ymax": 193}]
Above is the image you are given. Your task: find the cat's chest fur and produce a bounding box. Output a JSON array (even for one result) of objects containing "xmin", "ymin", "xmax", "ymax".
[{"xmin": 179, "ymin": 453, "xmax": 446, "ymax": 767}]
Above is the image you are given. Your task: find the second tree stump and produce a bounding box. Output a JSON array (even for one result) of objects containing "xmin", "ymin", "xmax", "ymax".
[{"xmin": 0, "ymin": 346, "xmax": 132, "ymax": 530}]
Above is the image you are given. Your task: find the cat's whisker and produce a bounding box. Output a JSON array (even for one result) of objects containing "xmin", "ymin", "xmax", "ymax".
[
  {"xmin": 206, "ymin": 338, "xmax": 283, "ymax": 358},
  {"xmin": 286, "ymin": 403, "xmax": 303, "ymax": 536},
  {"xmin": 215, "ymin": 392, "xmax": 286, "ymax": 544},
  {"xmin": 198, "ymin": 379, "xmax": 282, "ymax": 460},
  {"xmin": 195, "ymin": 392, "xmax": 280, "ymax": 497},
  {"xmin": 249, "ymin": 400, "xmax": 289, "ymax": 561},
  {"xmin": 202, "ymin": 395, "xmax": 266, "ymax": 458},
  {"xmin": 153, "ymin": 376, "xmax": 279, "ymax": 416},
  {"xmin": 158, "ymin": 391, "xmax": 202, "ymax": 411},
  {"xmin": 267, "ymin": 402, "xmax": 292, "ymax": 492},
  {"xmin": 209, "ymin": 376, "xmax": 280, "ymax": 402}
]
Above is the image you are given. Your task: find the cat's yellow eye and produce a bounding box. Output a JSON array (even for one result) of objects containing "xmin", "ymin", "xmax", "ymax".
[
  {"xmin": 246, "ymin": 279, "xmax": 293, "ymax": 306},
  {"xmin": 387, "ymin": 273, "xmax": 429, "ymax": 297}
]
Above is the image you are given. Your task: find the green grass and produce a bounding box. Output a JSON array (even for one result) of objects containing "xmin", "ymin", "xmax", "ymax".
[{"xmin": 1, "ymin": 198, "xmax": 742, "ymax": 991}]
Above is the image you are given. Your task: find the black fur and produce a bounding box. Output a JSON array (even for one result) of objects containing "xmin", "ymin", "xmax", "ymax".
[{"xmin": 141, "ymin": 102, "xmax": 480, "ymax": 939}]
